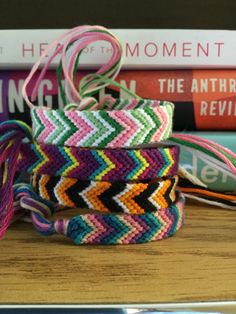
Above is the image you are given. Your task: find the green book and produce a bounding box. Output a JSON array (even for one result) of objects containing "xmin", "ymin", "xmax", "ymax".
[{"xmin": 178, "ymin": 132, "xmax": 236, "ymax": 192}]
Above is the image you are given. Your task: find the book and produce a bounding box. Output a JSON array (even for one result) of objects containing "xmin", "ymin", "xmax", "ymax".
[
  {"xmin": 1, "ymin": 70, "xmax": 235, "ymax": 130},
  {"xmin": 1, "ymin": 29, "xmax": 236, "ymax": 69},
  {"xmin": 102, "ymin": 69, "xmax": 236, "ymax": 130},
  {"xmin": 177, "ymin": 131, "xmax": 236, "ymax": 192}
]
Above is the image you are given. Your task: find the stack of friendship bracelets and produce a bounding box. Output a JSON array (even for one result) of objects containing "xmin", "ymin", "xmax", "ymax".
[
  {"xmin": 0, "ymin": 25, "xmax": 235, "ymax": 244},
  {"xmin": 0, "ymin": 26, "xmax": 184, "ymax": 244}
]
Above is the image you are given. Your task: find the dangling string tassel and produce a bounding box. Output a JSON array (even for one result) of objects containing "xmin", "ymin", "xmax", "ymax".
[
  {"xmin": 21, "ymin": 25, "xmax": 123, "ymax": 109},
  {"xmin": 13, "ymin": 183, "xmax": 57, "ymax": 236},
  {"xmin": 178, "ymin": 165, "xmax": 207, "ymax": 187},
  {"xmin": 170, "ymin": 133, "xmax": 236, "ymax": 177},
  {"xmin": 0, "ymin": 121, "xmax": 32, "ymax": 238},
  {"xmin": 178, "ymin": 176, "xmax": 236, "ymax": 210},
  {"xmin": 169, "ymin": 133, "xmax": 236, "ymax": 205}
]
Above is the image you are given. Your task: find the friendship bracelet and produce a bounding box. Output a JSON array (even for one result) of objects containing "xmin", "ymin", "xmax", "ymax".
[
  {"xmin": 31, "ymin": 99, "xmax": 174, "ymax": 148},
  {"xmin": 17, "ymin": 142, "xmax": 179, "ymax": 181},
  {"xmin": 31, "ymin": 174, "xmax": 179, "ymax": 214},
  {"xmin": 30, "ymin": 189, "xmax": 185, "ymax": 245}
]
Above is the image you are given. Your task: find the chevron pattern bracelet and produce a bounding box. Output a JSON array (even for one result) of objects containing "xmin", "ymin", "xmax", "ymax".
[
  {"xmin": 32, "ymin": 174, "xmax": 179, "ymax": 214},
  {"xmin": 30, "ymin": 190, "xmax": 185, "ymax": 245},
  {"xmin": 31, "ymin": 99, "xmax": 174, "ymax": 148},
  {"xmin": 17, "ymin": 142, "xmax": 179, "ymax": 181}
]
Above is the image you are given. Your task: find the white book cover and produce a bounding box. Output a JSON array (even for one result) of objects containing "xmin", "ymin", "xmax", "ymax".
[{"xmin": 0, "ymin": 29, "xmax": 236, "ymax": 69}]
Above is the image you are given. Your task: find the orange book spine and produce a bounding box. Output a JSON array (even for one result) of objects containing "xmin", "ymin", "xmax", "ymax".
[{"xmin": 108, "ymin": 69, "xmax": 236, "ymax": 130}]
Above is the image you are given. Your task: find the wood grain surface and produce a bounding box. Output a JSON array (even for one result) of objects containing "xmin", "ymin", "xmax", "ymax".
[{"xmin": 0, "ymin": 201, "xmax": 236, "ymax": 304}]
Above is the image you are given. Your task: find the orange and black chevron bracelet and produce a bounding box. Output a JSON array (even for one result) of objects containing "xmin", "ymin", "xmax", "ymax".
[
  {"xmin": 31, "ymin": 174, "xmax": 179, "ymax": 214},
  {"xmin": 17, "ymin": 142, "xmax": 179, "ymax": 181}
]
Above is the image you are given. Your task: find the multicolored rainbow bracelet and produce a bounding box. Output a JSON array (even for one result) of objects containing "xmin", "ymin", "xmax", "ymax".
[
  {"xmin": 31, "ymin": 174, "xmax": 178, "ymax": 214},
  {"xmin": 17, "ymin": 142, "xmax": 179, "ymax": 181},
  {"xmin": 14, "ymin": 183, "xmax": 184, "ymax": 245},
  {"xmin": 31, "ymin": 99, "xmax": 174, "ymax": 148}
]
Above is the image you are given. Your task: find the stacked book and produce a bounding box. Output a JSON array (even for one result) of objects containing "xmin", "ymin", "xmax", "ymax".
[{"xmin": 0, "ymin": 29, "xmax": 235, "ymax": 193}]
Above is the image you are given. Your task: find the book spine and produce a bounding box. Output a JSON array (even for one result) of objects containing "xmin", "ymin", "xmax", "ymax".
[
  {"xmin": 104, "ymin": 69, "xmax": 236, "ymax": 130},
  {"xmin": 1, "ymin": 29, "xmax": 236, "ymax": 69},
  {"xmin": 178, "ymin": 132, "xmax": 236, "ymax": 192},
  {"xmin": 1, "ymin": 70, "xmax": 236, "ymax": 130}
]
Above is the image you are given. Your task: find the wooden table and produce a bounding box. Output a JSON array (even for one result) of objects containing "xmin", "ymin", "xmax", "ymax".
[{"xmin": 0, "ymin": 201, "xmax": 236, "ymax": 309}]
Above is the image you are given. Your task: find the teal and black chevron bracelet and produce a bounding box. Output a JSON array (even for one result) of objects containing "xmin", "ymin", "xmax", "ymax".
[
  {"xmin": 31, "ymin": 173, "xmax": 178, "ymax": 214},
  {"xmin": 31, "ymin": 99, "xmax": 174, "ymax": 148},
  {"xmin": 17, "ymin": 142, "xmax": 179, "ymax": 181}
]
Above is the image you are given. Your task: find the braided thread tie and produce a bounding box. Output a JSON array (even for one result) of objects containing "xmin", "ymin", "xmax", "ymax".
[
  {"xmin": 30, "ymin": 190, "xmax": 185, "ymax": 245},
  {"xmin": 31, "ymin": 100, "xmax": 174, "ymax": 148},
  {"xmin": 13, "ymin": 183, "xmax": 67, "ymax": 236},
  {"xmin": 0, "ymin": 121, "xmax": 32, "ymax": 238},
  {"xmin": 17, "ymin": 142, "xmax": 180, "ymax": 181},
  {"xmin": 31, "ymin": 173, "xmax": 179, "ymax": 214}
]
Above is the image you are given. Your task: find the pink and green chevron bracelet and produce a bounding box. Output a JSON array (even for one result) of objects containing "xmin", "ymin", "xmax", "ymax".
[
  {"xmin": 17, "ymin": 142, "xmax": 179, "ymax": 181},
  {"xmin": 13, "ymin": 183, "xmax": 185, "ymax": 245},
  {"xmin": 31, "ymin": 99, "xmax": 174, "ymax": 148}
]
